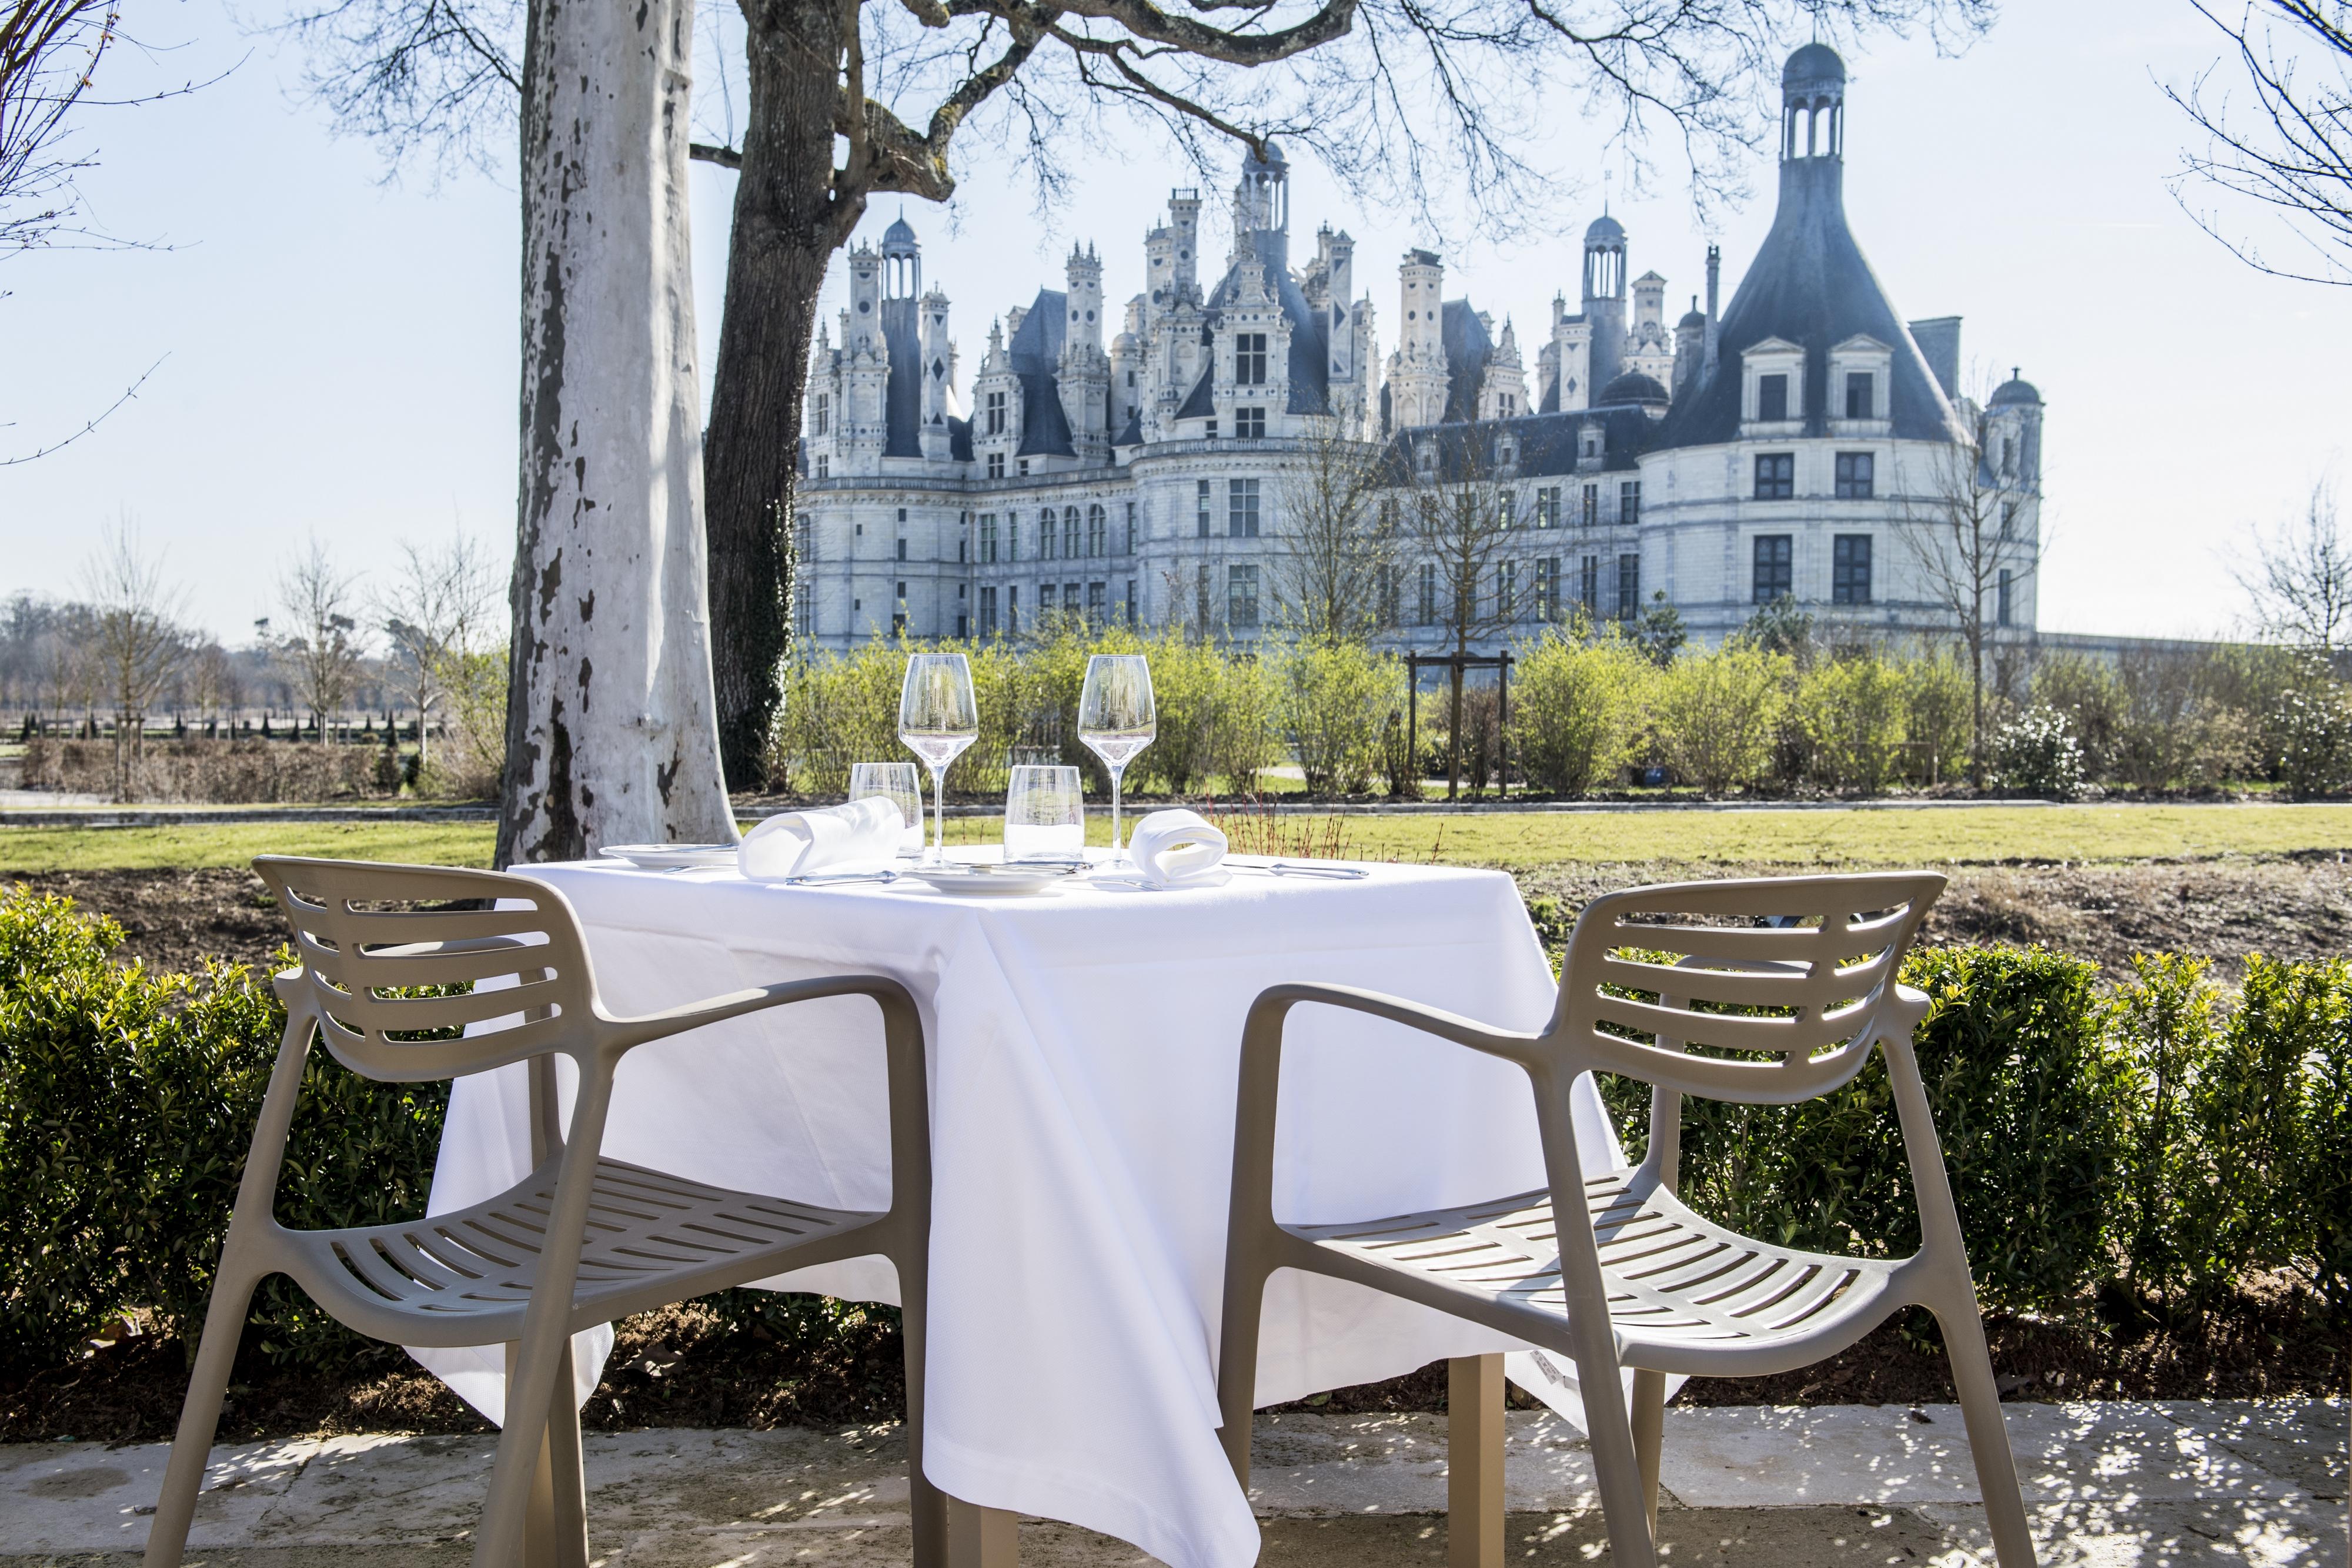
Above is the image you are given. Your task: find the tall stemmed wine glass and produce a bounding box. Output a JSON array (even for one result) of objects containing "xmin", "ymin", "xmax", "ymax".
[
  {"xmin": 1078, "ymin": 654, "xmax": 1155, "ymax": 866},
  {"xmin": 898, "ymin": 653, "xmax": 979, "ymax": 863}
]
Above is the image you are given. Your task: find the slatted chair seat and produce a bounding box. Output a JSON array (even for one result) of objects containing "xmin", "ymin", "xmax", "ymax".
[
  {"xmin": 281, "ymin": 1158, "xmax": 884, "ymax": 1347},
  {"xmin": 1294, "ymin": 1168, "xmax": 1899, "ymax": 1377}
]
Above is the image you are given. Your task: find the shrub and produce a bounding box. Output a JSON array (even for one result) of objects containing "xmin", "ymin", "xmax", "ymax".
[
  {"xmin": 2106, "ymin": 952, "xmax": 2224, "ymax": 1300},
  {"xmin": 767, "ymin": 640, "xmax": 908, "ymax": 795},
  {"xmin": 2273, "ymin": 681, "xmax": 2352, "ymax": 798},
  {"xmin": 1509, "ymin": 628, "xmax": 1652, "ymax": 795},
  {"xmin": 1798, "ymin": 653, "xmax": 1907, "ymax": 794},
  {"xmin": 0, "ymin": 888, "xmax": 447, "ymax": 1370},
  {"xmin": 1274, "ymin": 639, "xmax": 1402, "ymax": 796},
  {"xmin": 20, "ymin": 738, "xmax": 386, "ymax": 804},
  {"xmin": 2031, "ymin": 653, "xmax": 2127, "ymax": 781},
  {"xmin": 1902, "ymin": 651, "xmax": 1973, "ymax": 786},
  {"xmin": 1208, "ymin": 653, "xmax": 1279, "ymax": 794},
  {"xmin": 1653, "ymin": 644, "xmax": 1786, "ymax": 793},
  {"xmin": 1993, "ymin": 706, "xmax": 2084, "ymax": 798}
]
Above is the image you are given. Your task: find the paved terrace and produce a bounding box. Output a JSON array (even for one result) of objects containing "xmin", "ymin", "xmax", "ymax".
[{"xmin": 5, "ymin": 1401, "xmax": 2343, "ymax": 1566}]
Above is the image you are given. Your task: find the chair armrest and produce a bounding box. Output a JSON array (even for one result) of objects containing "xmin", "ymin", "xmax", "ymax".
[
  {"xmin": 1249, "ymin": 981, "xmax": 1543, "ymax": 1065},
  {"xmin": 599, "ymin": 972, "xmax": 916, "ymax": 1054}
]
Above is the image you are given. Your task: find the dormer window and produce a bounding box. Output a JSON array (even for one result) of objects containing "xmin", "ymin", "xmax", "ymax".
[
  {"xmin": 985, "ymin": 389, "xmax": 1007, "ymax": 436},
  {"xmin": 1828, "ymin": 336, "xmax": 1892, "ymax": 429},
  {"xmin": 1740, "ymin": 339, "xmax": 1806, "ymax": 429},
  {"xmin": 1416, "ymin": 442, "xmax": 1436, "ymax": 476},
  {"xmin": 1236, "ymin": 407, "xmax": 1266, "ymax": 438},
  {"xmin": 1844, "ymin": 373, "xmax": 1873, "ymax": 420},
  {"xmin": 814, "ymin": 393, "xmax": 830, "ymax": 436},
  {"xmin": 1495, "ymin": 438, "xmax": 1516, "ymax": 467},
  {"xmin": 1235, "ymin": 333, "xmax": 1269, "ymax": 385},
  {"xmin": 1758, "ymin": 375, "xmax": 1789, "ymax": 423},
  {"xmin": 1581, "ymin": 428, "xmax": 1601, "ymax": 460}
]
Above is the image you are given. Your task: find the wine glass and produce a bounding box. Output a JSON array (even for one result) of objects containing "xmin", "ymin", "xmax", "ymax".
[
  {"xmin": 1077, "ymin": 654, "xmax": 1155, "ymax": 865},
  {"xmin": 898, "ymin": 653, "xmax": 979, "ymax": 863},
  {"xmin": 1004, "ymin": 765, "xmax": 1085, "ymax": 861},
  {"xmin": 849, "ymin": 761, "xmax": 924, "ymax": 856}
]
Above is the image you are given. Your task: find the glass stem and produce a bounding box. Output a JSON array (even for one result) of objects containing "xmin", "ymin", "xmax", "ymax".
[
  {"xmin": 932, "ymin": 764, "xmax": 947, "ymax": 859},
  {"xmin": 1110, "ymin": 764, "xmax": 1125, "ymax": 851}
]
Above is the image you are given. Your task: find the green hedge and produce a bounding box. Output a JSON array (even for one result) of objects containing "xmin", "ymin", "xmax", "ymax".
[{"xmin": 4, "ymin": 885, "xmax": 2347, "ymax": 1378}]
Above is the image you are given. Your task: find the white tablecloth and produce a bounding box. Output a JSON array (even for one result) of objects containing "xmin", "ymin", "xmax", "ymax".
[{"xmin": 419, "ymin": 855, "xmax": 1622, "ymax": 1568}]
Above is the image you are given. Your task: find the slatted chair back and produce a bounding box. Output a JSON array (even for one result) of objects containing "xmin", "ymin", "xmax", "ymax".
[
  {"xmin": 255, "ymin": 856, "xmax": 599, "ymax": 1082},
  {"xmin": 1551, "ymin": 872, "xmax": 1945, "ymax": 1105}
]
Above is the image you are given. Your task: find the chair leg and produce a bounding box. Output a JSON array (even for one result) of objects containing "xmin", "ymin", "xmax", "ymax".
[
  {"xmin": 900, "ymin": 1266, "xmax": 947, "ymax": 1568},
  {"xmin": 1937, "ymin": 1305, "xmax": 2038, "ymax": 1566},
  {"xmin": 1214, "ymin": 1263, "xmax": 1268, "ymax": 1487},
  {"xmin": 143, "ymin": 1268, "xmax": 262, "ymax": 1568},
  {"xmin": 1447, "ymin": 1355, "xmax": 1505, "ymax": 1568},
  {"xmin": 1629, "ymin": 1368, "xmax": 1666, "ymax": 1537},
  {"xmin": 476, "ymin": 1331, "xmax": 572, "ymax": 1568},
  {"xmin": 947, "ymin": 1496, "xmax": 1018, "ymax": 1568},
  {"xmin": 541, "ymin": 1339, "xmax": 590, "ymax": 1568},
  {"xmin": 1568, "ymin": 1343, "xmax": 1657, "ymax": 1568}
]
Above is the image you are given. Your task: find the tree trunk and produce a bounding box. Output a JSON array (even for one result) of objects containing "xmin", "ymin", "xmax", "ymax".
[
  {"xmin": 497, "ymin": 0, "xmax": 733, "ymax": 867},
  {"xmin": 1446, "ymin": 644, "xmax": 1465, "ymax": 802},
  {"xmin": 1967, "ymin": 630, "xmax": 1985, "ymax": 790},
  {"xmin": 703, "ymin": 1, "xmax": 848, "ymax": 788}
]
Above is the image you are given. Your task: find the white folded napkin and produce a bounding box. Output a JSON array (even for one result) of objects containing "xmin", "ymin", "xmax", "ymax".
[
  {"xmin": 738, "ymin": 797, "xmax": 904, "ymax": 881},
  {"xmin": 1127, "ymin": 808, "xmax": 1228, "ymax": 888}
]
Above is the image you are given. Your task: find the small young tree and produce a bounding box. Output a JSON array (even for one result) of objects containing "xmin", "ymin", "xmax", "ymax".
[
  {"xmin": 2233, "ymin": 480, "xmax": 2352, "ymax": 659},
  {"xmin": 1401, "ymin": 429, "xmax": 1519, "ymax": 799},
  {"xmin": 1273, "ymin": 402, "xmax": 1390, "ymax": 642},
  {"xmin": 1902, "ymin": 395, "xmax": 2047, "ymax": 787},
  {"xmin": 377, "ymin": 530, "xmax": 500, "ymax": 770},
  {"xmin": 78, "ymin": 521, "xmax": 187, "ymax": 800},
  {"xmin": 279, "ymin": 536, "xmax": 366, "ymax": 743}
]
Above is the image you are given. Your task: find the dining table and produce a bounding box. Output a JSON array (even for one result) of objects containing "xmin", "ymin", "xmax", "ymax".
[{"xmin": 411, "ymin": 848, "xmax": 1626, "ymax": 1568}]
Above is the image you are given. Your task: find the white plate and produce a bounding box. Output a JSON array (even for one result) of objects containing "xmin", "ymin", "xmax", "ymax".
[
  {"xmin": 900, "ymin": 862, "xmax": 1084, "ymax": 896},
  {"xmin": 598, "ymin": 843, "xmax": 739, "ymax": 870}
]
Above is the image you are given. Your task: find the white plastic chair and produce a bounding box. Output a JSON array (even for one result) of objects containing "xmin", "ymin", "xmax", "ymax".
[
  {"xmin": 1215, "ymin": 872, "xmax": 2034, "ymax": 1567},
  {"xmin": 144, "ymin": 857, "xmax": 943, "ymax": 1568}
]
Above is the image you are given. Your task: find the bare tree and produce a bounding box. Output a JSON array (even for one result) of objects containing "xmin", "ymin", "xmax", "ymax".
[
  {"xmin": 2166, "ymin": 1, "xmax": 2352, "ymax": 287},
  {"xmin": 1272, "ymin": 400, "xmax": 1390, "ymax": 640},
  {"xmin": 378, "ymin": 529, "xmax": 500, "ymax": 768},
  {"xmin": 284, "ymin": 0, "xmax": 1993, "ymax": 788},
  {"xmin": 1, "ymin": 0, "xmax": 115, "ymax": 253},
  {"xmin": 1401, "ymin": 426, "xmax": 1519, "ymax": 799},
  {"xmin": 279, "ymin": 535, "xmax": 366, "ymax": 742},
  {"xmin": 2233, "ymin": 480, "xmax": 2352, "ymax": 656},
  {"xmin": 79, "ymin": 519, "xmax": 187, "ymax": 800},
  {"xmin": 1900, "ymin": 396, "xmax": 2047, "ymax": 787}
]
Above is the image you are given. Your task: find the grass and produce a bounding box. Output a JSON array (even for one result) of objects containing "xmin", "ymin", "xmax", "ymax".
[{"xmin": 4, "ymin": 801, "xmax": 2352, "ymax": 874}]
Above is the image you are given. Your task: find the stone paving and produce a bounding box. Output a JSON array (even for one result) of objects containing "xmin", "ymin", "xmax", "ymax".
[{"xmin": 2, "ymin": 1401, "xmax": 2343, "ymax": 1566}]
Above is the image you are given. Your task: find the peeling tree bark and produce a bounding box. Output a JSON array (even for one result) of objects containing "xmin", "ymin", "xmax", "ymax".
[{"xmin": 497, "ymin": 0, "xmax": 733, "ymax": 866}]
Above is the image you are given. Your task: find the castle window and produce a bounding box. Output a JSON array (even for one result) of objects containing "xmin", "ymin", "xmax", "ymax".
[
  {"xmin": 1495, "ymin": 560, "xmax": 1516, "ymax": 620},
  {"xmin": 1495, "ymin": 438, "xmax": 1515, "ymax": 467},
  {"xmin": 1619, "ymin": 480, "xmax": 1642, "ymax": 525},
  {"xmin": 1228, "ymin": 477, "xmax": 1261, "ymax": 537},
  {"xmin": 897, "ymin": 539, "xmax": 907, "ymax": 561},
  {"xmin": 1417, "ymin": 443, "xmax": 1435, "ymax": 476},
  {"xmin": 1753, "ymin": 453, "xmax": 1795, "ymax": 500},
  {"xmin": 1377, "ymin": 563, "xmax": 1400, "ymax": 627},
  {"xmin": 1536, "ymin": 486, "xmax": 1561, "ymax": 528},
  {"xmin": 1534, "ymin": 557, "xmax": 1559, "ymax": 621},
  {"xmin": 2001, "ymin": 502, "xmax": 2017, "ymax": 539},
  {"xmin": 1197, "ymin": 480, "xmax": 1212, "ymax": 538},
  {"xmin": 1844, "ymin": 372, "xmax": 1873, "ymax": 420},
  {"xmin": 1416, "ymin": 563, "xmax": 1436, "ymax": 626},
  {"xmin": 1581, "ymin": 484, "xmax": 1598, "ymax": 527},
  {"xmin": 1832, "ymin": 534, "xmax": 1872, "ymax": 604},
  {"xmin": 1124, "ymin": 502, "xmax": 1136, "ymax": 554},
  {"xmin": 1235, "ymin": 406, "xmax": 1266, "ymax": 438},
  {"xmin": 1998, "ymin": 569, "xmax": 2013, "ymax": 627},
  {"xmin": 980, "ymin": 514, "xmax": 998, "ymax": 563},
  {"xmin": 1235, "ymin": 333, "xmax": 1269, "ymax": 385},
  {"xmin": 814, "ymin": 454, "xmax": 828, "ymax": 478},
  {"xmin": 1088, "ymin": 581, "xmax": 1106, "ymax": 628},
  {"xmin": 1064, "ymin": 506, "xmax": 1081, "ymax": 560},
  {"xmin": 1618, "ymin": 554, "xmax": 1641, "ymax": 621},
  {"xmin": 1039, "ymin": 583, "xmax": 1056, "ymax": 617},
  {"xmin": 1087, "ymin": 503, "xmax": 1107, "ymax": 557},
  {"xmin": 1581, "ymin": 554, "xmax": 1599, "ymax": 615},
  {"xmin": 1757, "ymin": 373, "xmax": 1789, "ymax": 423},
  {"xmin": 1499, "ymin": 394, "xmax": 1516, "ymax": 417},
  {"xmin": 1228, "ymin": 564, "xmax": 1260, "ymax": 627},
  {"xmin": 1834, "ymin": 452, "xmax": 1874, "ymax": 499},
  {"xmin": 1197, "ymin": 565, "xmax": 1211, "ymax": 628},
  {"xmin": 1007, "ymin": 584, "xmax": 1019, "ymax": 634},
  {"xmin": 1752, "ymin": 534, "xmax": 1793, "ymax": 602},
  {"xmin": 1019, "ymin": 459, "xmax": 1030, "ymax": 475},
  {"xmin": 1040, "ymin": 508, "xmax": 1058, "ymax": 560},
  {"xmin": 814, "ymin": 393, "xmax": 830, "ymax": 436},
  {"xmin": 1498, "ymin": 491, "xmax": 1515, "ymax": 529},
  {"xmin": 987, "ymin": 452, "xmax": 1004, "ymax": 479},
  {"xmin": 985, "ymin": 389, "xmax": 1007, "ymax": 436},
  {"xmin": 1205, "ymin": 419, "xmax": 1218, "ymax": 439}
]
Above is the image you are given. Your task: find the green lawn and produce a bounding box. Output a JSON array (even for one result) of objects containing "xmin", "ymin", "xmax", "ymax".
[{"xmin": 5, "ymin": 802, "xmax": 2351, "ymax": 874}]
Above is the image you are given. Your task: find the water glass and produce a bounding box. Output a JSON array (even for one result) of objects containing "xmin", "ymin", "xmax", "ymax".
[
  {"xmin": 849, "ymin": 761, "xmax": 924, "ymax": 855},
  {"xmin": 1078, "ymin": 654, "xmax": 1155, "ymax": 864},
  {"xmin": 1004, "ymin": 765, "xmax": 1085, "ymax": 861},
  {"xmin": 898, "ymin": 652, "xmax": 979, "ymax": 862}
]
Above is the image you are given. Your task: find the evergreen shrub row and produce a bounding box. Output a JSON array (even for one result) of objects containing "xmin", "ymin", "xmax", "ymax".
[{"xmin": 4, "ymin": 887, "xmax": 2344, "ymax": 1376}]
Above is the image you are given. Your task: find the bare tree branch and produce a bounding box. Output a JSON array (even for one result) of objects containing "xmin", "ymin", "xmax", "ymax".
[
  {"xmin": 2231, "ymin": 479, "xmax": 2352, "ymax": 654},
  {"xmin": 0, "ymin": 352, "xmax": 161, "ymax": 466}
]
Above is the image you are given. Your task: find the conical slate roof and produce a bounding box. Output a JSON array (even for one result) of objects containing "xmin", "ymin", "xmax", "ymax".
[{"xmin": 1653, "ymin": 76, "xmax": 1963, "ymax": 450}]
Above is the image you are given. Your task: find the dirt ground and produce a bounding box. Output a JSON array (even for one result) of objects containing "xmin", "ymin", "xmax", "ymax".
[{"xmin": 2, "ymin": 854, "xmax": 2345, "ymax": 1443}]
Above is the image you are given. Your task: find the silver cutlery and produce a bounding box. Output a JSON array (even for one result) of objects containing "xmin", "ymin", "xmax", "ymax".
[
  {"xmin": 781, "ymin": 870, "xmax": 901, "ymax": 886},
  {"xmin": 1237, "ymin": 861, "xmax": 1371, "ymax": 879}
]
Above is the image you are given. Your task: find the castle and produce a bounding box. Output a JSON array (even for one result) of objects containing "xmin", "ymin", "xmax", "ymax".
[{"xmin": 795, "ymin": 42, "xmax": 2044, "ymax": 651}]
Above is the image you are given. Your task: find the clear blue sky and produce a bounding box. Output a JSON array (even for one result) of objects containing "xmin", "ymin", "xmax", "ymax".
[{"xmin": 2, "ymin": 0, "xmax": 2345, "ymax": 644}]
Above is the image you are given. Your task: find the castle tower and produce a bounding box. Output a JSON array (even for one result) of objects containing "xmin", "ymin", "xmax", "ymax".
[
  {"xmin": 841, "ymin": 242, "xmax": 890, "ymax": 473},
  {"xmin": 1385, "ymin": 248, "xmax": 1450, "ymax": 429},
  {"xmin": 918, "ymin": 284, "xmax": 954, "ymax": 462},
  {"xmin": 1232, "ymin": 141, "xmax": 1289, "ymax": 270},
  {"xmin": 1672, "ymin": 295, "xmax": 1706, "ymax": 400},
  {"xmin": 1480, "ymin": 318, "xmax": 1529, "ymax": 420},
  {"xmin": 1319, "ymin": 226, "xmax": 1357, "ymax": 386},
  {"xmin": 1548, "ymin": 290, "xmax": 1592, "ymax": 413},
  {"xmin": 1582, "ymin": 213, "xmax": 1628, "ymax": 393},
  {"xmin": 1110, "ymin": 297, "xmax": 1144, "ymax": 444},
  {"xmin": 1058, "ymin": 243, "xmax": 1111, "ymax": 464}
]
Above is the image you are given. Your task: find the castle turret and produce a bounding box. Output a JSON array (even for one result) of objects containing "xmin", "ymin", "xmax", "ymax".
[
  {"xmin": 1672, "ymin": 296, "xmax": 1706, "ymax": 400},
  {"xmin": 841, "ymin": 242, "xmax": 890, "ymax": 473},
  {"xmin": 1480, "ymin": 318, "xmax": 1529, "ymax": 420},
  {"xmin": 1582, "ymin": 213, "xmax": 1628, "ymax": 393},
  {"xmin": 1110, "ymin": 296, "xmax": 1144, "ymax": 443},
  {"xmin": 1058, "ymin": 243, "xmax": 1111, "ymax": 464},
  {"xmin": 1232, "ymin": 140, "xmax": 1290, "ymax": 272},
  {"xmin": 1319, "ymin": 226, "xmax": 1356, "ymax": 385},
  {"xmin": 917, "ymin": 285, "xmax": 954, "ymax": 462},
  {"xmin": 1548, "ymin": 290, "xmax": 1591, "ymax": 413},
  {"xmin": 1385, "ymin": 248, "xmax": 1450, "ymax": 429}
]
